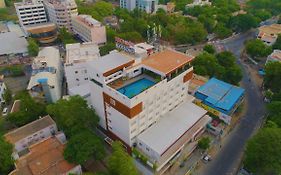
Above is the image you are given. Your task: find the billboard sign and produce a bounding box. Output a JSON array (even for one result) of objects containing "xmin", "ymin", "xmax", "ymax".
[{"xmin": 115, "ymin": 37, "xmax": 135, "ymax": 54}]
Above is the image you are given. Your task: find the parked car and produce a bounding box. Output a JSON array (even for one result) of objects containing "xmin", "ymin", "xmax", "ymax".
[
  {"xmin": 2, "ymin": 107, "xmax": 8, "ymax": 116},
  {"xmin": 202, "ymin": 155, "xmax": 212, "ymax": 163}
]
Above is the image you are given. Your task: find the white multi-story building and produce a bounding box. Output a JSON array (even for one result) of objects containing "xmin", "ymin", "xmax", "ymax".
[
  {"xmin": 66, "ymin": 44, "xmax": 211, "ymax": 172},
  {"xmin": 120, "ymin": 0, "xmax": 158, "ymax": 13},
  {"xmin": 14, "ymin": 0, "xmax": 47, "ymax": 30},
  {"xmin": 64, "ymin": 43, "xmax": 100, "ymax": 103},
  {"xmin": 72, "ymin": 15, "xmax": 106, "ymax": 45},
  {"xmin": 27, "ymin": 47, "xmax": 63, "ymax": 103},
  {"xmin": 44, "ymin": 0, "xmax": 78, "ymax": 31}
]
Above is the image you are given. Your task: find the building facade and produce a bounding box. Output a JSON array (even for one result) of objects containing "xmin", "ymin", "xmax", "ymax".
[
  {"xmin": 72, "ymin": 15, "xmax": 106, "ymax": 44},
  {"xmin": 26, "ymin": 22, "xmax": 58, "ymax": 44},
  {"xmin": 120, "ymin": 0, "xmax": 158, "ymax": 13},
  {"xmin": 66, "ymin": 44, "xmax": 211, "ymax": 172},
  {"xmin": 4, "ymin": 115, "xmax": 57, "ymax": 155},
  {"xmin": 27, "ymin": 47, "xmax": 63, "ymax": 103},
  {"xmin": 44, "ymin": 0, "xmax": 78, "ymax": 31},
  {"xmin": 14, "ymin": 0, "xmax": 47, "ymax": 30}
]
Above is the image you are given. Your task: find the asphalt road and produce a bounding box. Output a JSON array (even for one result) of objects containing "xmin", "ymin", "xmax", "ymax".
[{"xmin": 198, "ymin": 30, "xmax": 266, "ymax": 175}]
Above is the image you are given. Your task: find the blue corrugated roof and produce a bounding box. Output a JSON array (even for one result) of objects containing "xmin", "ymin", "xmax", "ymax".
[{"xmin": 196, "ymin": 78, "xmax": 245, "ymax": 113}]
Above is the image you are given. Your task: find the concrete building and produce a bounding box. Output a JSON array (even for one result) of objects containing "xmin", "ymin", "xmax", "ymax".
[
  {"xmin": 14, "ymin": 0, "xmax": 48, "ymax": 30},
  {"xmin": 64, "ymin": 43, "xmax": 100, "ymax": 100},
  {"xmin": 266, "ymin": 49, "xmax": 281, "ymax": 64},
  {"xmin": 137, "ymin": 101, "xmax": 210, "ymax": 172},
  {"xmin": 4, "ymin": 115, "xmax": 57, "ymax": 155},
  {"xmin": 186, "ymin": 0, "xmax": 211, "ymax": 8},
  {"xmin": 0, "ymin": 32, "xmax": 28, "ymax": 56},
  {"xmin": 66, "ymin": 45, "xmax": 211, "ymax": 172},
  {"xmin": 27, "ymin": 47, "xmax": 63, "ymax": 103},
  {"xmin": 195, "ymin": 78, "xmax": 245, "ymax": 124},
  {"xmin": 257, "ymin": 24, "xmax": 281, "ymax": 46},
  {"xmin": 44, "ymin": 0, "xmax": 78, "ymax": 31},
  {"xmin": 9, "ymin": 135, "xmax": 82, "ymax": 175},
  {"xmin": 72, "ymin": 15, "xmax": 106, "ymax": 45},
  {"xmin": 120, "ymin": 0, "xmax": 158, "ymax": 13},
  {"xmin": 26, "ymin": 22, "xmax": 58, "ymax": 44},
  {"xmin": 0, "ymin": 75, "xmax": 7, "ymax": 104}
]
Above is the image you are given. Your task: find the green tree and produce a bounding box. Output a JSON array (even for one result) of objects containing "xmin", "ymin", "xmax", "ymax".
[
  {"xmin": 27, "ymin": 38, "xmax": 39, "ymax": 57},
  {"xmin": 192, "ymin": 52, "xmax": 221, "ymax": 77},
  {"xmin": 244, "ymin": 128, "xmax": 281, "ymax": 174},
  {"xmin": 245, "ymin": 39, "xmax": 272, "ymax": 58},
  {"xmin": 58, "ymin": 27, "xmax": 76, "ymax": 46},
  {"xmin": 267, "ymin": 101, "xmax": 281, "ymax": 127},
  {"xmin": 100, "ymin": 43, "xmax": 116, "ymax": 56},
  {"xmin": 273, "ymin": 34, "xmax": 281, "ymax": 50},
  {"xmin": 214, "ymin": 23, "xmax": 232, "ymax": 39},
  {"xmin": 203, "ymin": 44, "xmax": 216, "ymax": 54},
  {"xmin": 46, "ymin": 95, "xmax": 99, "ymax": 137},
  {"xmin": 197, "ymin": 137, "xmax": 211, "ymax": 150},
  {"xmin": 64, "ymin": 130, "xmax": 105, "ymax": 164},
  {"xmin": 216, "ymin": 51, "xmax": 236, "ymax": 67},
  {"xmin": 3, "ymin": 88, "xmax": 12, "ymax": 105},
  {"xmin": 229, "ymin": 14, "xmax": 258, "ymax": 33},
  {"xmin": 222, "ymin": 65, "xmax": 242, "ymax": 85},
  {"xmin": 264, "ymin": 61, "xmax": 281, "ymax": 93},
  {"xmin": 7, "ymin": 91, "xmax": 46, "ymax": 127},
  {"xmin": 108, "ymin": 141, "xmax": 138, "ymax": 175},
  {"xmin": 0, "ymin": 136, "xmax": 14, "ymax": 175}
]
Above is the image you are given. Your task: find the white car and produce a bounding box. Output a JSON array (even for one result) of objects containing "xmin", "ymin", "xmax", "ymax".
[
  {"xmin": 2, "ymin": 107, "xmax": 8, "ymax": 116},
  {"xmin": 202, "ymin": 155, "xmax": 212, "ymax": 163}
]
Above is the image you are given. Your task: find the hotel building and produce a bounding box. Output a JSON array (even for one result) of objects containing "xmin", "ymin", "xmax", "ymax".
[
  {"xmin": 72, "ymin": 15, "xmax": 106, "ymax": 45},
  {"xmin": 65, "ymin": 43, "xmax": 211, "ymax": 172},
  {"xmin": 14, "ymin": 0, "xmax": 48, "ymax": 29},
  {"xmin": 44, "ymin": 0, "xmax": 78, "ymax": 31}
]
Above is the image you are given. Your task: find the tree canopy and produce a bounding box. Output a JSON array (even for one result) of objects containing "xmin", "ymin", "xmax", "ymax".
[
  {"xmin": 192, "ymin": 51, "xmax": 242, "ymax": 85},
  {"xmin": 108, "ymin": 141, "xmax": 139, "ymax": 175},
  {"xmin": 46, "ymin": 95, "xmax": 99, "ymax": 137},
  {"xmin": 64, "ymin": 130, "xmax": 105, "ymax": 164},
  {"xmin": 229, "ymin": 14, "xmax": 258, "ymax": 33},
  {"xmin": 58, "ymin": 28, "xmax": 76, "ymax": 46},
  {"xmin": 203, "ymin": 44, "xmax": 216, "ymax": 54},
  {"xmin": 245, "ymin": 39, "xmax": 272, "ymax": 58},
  {"xmin": 7, "ymin": 91, "xmax": 47, "ymax": 127},
  {"xmin": 0, "ymin": 136, "xmax": 14, "ymax": 175},
  {"xmin": 264, "ymin": 61, "xmax": 281, "ymax": 93},
  {"xmin": 273, "ymin": 34, "xmax": 281, "ymax": 50},
  {"xmin": 266, "ymin": 101, "xmax": 281, "ymax": 127},
  {"xmin": 244, "ymin": 128, "xmax": 281, "ymax": 174},
  {"xmin": 27, "ymin": 38, "xmax": 39, "ymax": 57},
  {"xmin": 47, "ymin": 96, "xmax": 104, "ymax": 164},
  {"xmin": 198, "ymin": 137, "xmax": 211, "ymax": 150}
]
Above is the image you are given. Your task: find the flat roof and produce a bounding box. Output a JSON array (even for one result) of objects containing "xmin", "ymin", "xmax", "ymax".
[
  {"xmin": 12, "ymin": 137, "xmax": 77, "ymax": 175},
  {"xmin": 142, "ymin": 49, "xmax": 192, "ymax": 75},
  {"xmin": 65, "ymin": 42, "xmax": 100, "ymax": 64},
  {"xmin": 137, "ymin": 100, "xmax": 207, "ymax": 155},
  {"xmin": 268, "ymin": 49, "xmax": 281, "ymax": 62},
  {"xmin": 259, "ymin": 24, "xmax": 281, "ymax": 35},
  {"xmin": 89, "ymin": 51, "xmax": 133, "ymax": 75},
  {"xmin": 196, "ymin": 78, "xmax": 245, "ymax": 111},
  {"xmin": 0, "ymin": 32, "xmax": 28, "ymax": 55},
  {"xmin": 5, "ymin": 115, "xmax": 56, "ymax": 144}
]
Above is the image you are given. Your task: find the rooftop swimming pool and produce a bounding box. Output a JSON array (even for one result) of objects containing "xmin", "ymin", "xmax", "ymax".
[{"xmin": 117, "ymin": 78, "xmax": 155, "ymax": 98}]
